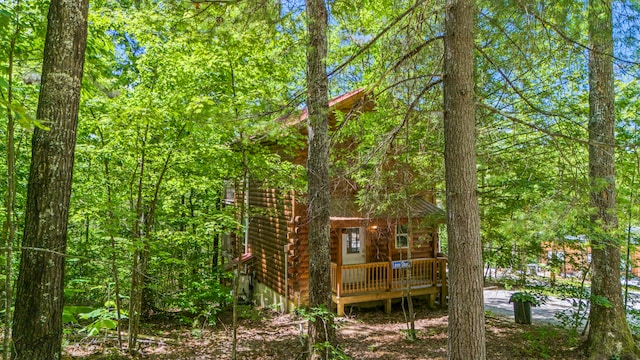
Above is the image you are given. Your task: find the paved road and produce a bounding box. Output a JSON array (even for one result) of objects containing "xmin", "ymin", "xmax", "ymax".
[
  {"xmin": 484, "ymin": 288, "xmax": 640, "ymax": 326},
  {"xmin": 483, "ymin": 289, "xmax": 580, "ymax": 325}
]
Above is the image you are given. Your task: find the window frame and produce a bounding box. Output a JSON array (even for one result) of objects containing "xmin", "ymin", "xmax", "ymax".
[
  {"xmin": 395, "ymin": 224, "xmax": 409, "ymax": 249},
  {"xmin": 342, "ymin": 228, "xmax": 361, "ymax": 254}
]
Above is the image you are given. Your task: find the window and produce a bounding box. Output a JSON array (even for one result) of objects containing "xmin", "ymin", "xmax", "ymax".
[
  {"xmin": 223, "ymin": 181, "xmax": 236, "ymax": 205},
  {"xmin": 396, "ymin": 224, "xmax": 409, "ymax": 248},
  {"xmin": 342, "ymin": 228, "xmax": 360, "ymax": 254},
  {"xmin": 221, "ymin": 233, "xmax": 233, "ymax": 257}
]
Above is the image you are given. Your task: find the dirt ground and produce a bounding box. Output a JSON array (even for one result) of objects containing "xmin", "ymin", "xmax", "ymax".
[{"xmin": 63, "ymin": 299, "xmax": 587, "ymax": 360}]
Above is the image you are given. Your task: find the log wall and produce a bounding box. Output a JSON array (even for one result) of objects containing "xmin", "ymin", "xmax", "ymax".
[
  {"xmin": 328, "ymin": 218, "xmax": 439, "ymax": 264},
  {"xmin": 247, "ymin": 183, "xmax": 295, "ymax": 301},
  {"xmin": 391, "ymin": 219, "xmax": 437, "ymax": 261},
  {"xmin": 246, "ymin": 182, "xmax": 440, "ymax": 307}
]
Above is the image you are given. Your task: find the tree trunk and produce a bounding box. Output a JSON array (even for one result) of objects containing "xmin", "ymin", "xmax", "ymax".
[
  {"xmin": 128, "ymin": 122, "xmax": 148, "ymax": 352},
  {"xmin": 2, "ymin": 8, "xmax": 18, "ymax": 359},
  {"xmin": 98, "ymin": 127, "xmax": 124, "ymax": 349},
  {"xmin": 212, "ymin": 187, "xmax": 222, "ymax": 275},
  {"xmin": 444, "ymin": 0, "xmax": 486, "ymax": 359},
  {"xmin": 232, "ymin": 139, "xmax": 248, "ymax": 360},
  {"xmin": 11, "ymin": 0, "xmax": 88, "ymax": 357},
  {"xmin": 404, "ymin": 121, "xmax": 415, "ymax": 341},
  {"xmin": 140, "ymin": 126, "xmax": 182, "ymax": 317},
  {"xmin": 586, "ymin": 0, "xmax": 637, "ymax": 358},
  {"xmin": 305, "ymin": 0, "xmax": 335, "ymax": 358}
]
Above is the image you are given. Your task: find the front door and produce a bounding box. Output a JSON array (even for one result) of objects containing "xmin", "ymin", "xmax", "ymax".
[
  {"xmin": 341, "ymin": 227, "xmax": 366, "ymax": 284},
  {"xmin": 342, "ymin": 227, "xmax": 366, "ymax": 265}
]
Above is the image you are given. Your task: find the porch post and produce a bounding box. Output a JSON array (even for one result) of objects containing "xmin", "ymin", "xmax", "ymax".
[
  {"xmin": 387, "ymin": 226, "xmax": 392, "ymax": 291},
  {"xmin": 336, "ymin": 228, "xmax": 342, "ymax": 299},
  {"xmin": 439, "ymin": 257, "xmax": 448, "ymax": 308},
  {"xmin": 433, "ymin": 229, "xmax": 439, "ymax": 258},
  {"xmin": 387, "ymin": 261, "xmax": 392, "ymax": 291},
  {"xmin": 428, "ymin": 294, "xmax": 436, "ymax": 308}
]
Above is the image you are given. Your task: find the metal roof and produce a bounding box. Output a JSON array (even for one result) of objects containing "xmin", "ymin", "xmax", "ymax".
[{"xmin": 329, "ymin": 196, "xmax": 445, "ymax": 223}]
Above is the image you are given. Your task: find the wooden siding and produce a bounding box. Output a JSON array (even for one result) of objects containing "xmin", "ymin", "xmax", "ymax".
[
  {"xmin": 328, "ymin": 218, "xmax": 439, "ymax": 264},
  {"xmin": 247, "ymin": 182, "xmax": 295, "ymax": 301},
  {"xmin": 540, "ymin": 240, "xmax": 590, "ymax": 277},
  {"xmin": 247, "ymin": 194, "xmax": 442, "ymax": 308},
  {"xmin": 330, "ymin": 227, "xmax": 340, "ymax": 263},
  {"xmin": 632, "ymin": 250, "xmax": 640, "ymax": 277},
  {"xmin": 390, "ymin": 219, "xmax": 437, "ymax": 261}
]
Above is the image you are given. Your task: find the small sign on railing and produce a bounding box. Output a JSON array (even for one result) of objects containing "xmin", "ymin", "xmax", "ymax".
[{"xmin": 391, "ymin": 260, "xmax": 411, "ymax": 269}]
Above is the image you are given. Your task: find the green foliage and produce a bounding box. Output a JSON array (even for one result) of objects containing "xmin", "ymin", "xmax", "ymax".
[
  {"xmin": 503, "ymin": 282, "xmax": 513, "ymax": 291},
  {"xmin": 298, "ymin": 304, "xmax": 334, "ymax": 324},
  {"xmin": 78, "ymin": 302, "xmax": 125, "ymax": 337},
  {"xmin": 63, "ymin": 305, "xmax": 95, "ymax": 323},
  {"xmin": 170, "ymin": 273, "xmax": 232, "ymax": 317},
  {"xmin": 297, "ymin": 305, "xmax": 348, "ymax": 358},
  {"xmin": 59, "ymin": 0, "xmax": 309, "ymax": 330},
  {"xmin": 64, "ymin": 302, "xmax": 127, "ymax": 337},
  {"xmin": 625, "ymin": 309, "xmax": 640, "ymax": 337},
  {"xmin": 400, "ymin": 328, "xmax": 418, "ymax": 341},
  {"xmin": 521, "ymin": 327, "xmax": 569, "ymax": 360},
  {"xmin": 591, "ymin": 295, "xmax": 612, "ymax": 309},
  {"xmin": 237, "ymin": 305, "xmax": 263, "ymax": 321},
  {"xmin": 509, "ymin": 291, "xmax": 547, "ymax": 307},
  {"xmin": 312, "ymin": 341, "xmax": 352, "ymax": 360},
  {"xmin": 553, "ymin": 283, "xmax": 590, "ymax": 331}
]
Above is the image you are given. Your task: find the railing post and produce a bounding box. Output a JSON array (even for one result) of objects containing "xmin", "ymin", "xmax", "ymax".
[
  {"xmin": 336, "ymin": 264, "xmax": 342, "ymax": 298},
  {"xmin": 431, "ymin": 258, "xmax": 436, "ymax": 285},
  {"xmin": 387, "ymin": 261, "xmax": 392, "ymax": 291}
]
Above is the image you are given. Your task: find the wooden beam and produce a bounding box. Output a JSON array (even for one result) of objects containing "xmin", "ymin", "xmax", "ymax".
[{"xmin": 336, "ymin": 227, "xmax": 343, "ymax": 298}]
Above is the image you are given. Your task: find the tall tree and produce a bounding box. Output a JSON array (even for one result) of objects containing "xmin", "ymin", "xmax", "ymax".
[
  {"xmin": 586, "ymin": 0, "xmax": 637, "ymax": 358},
  {"xmin": 305, "ymin": 0, "xmax": 335, "ymax": 358},
  {"xmin": 444, "ymin": 0, "xmax": 486, "ymax": 359},
  {"xmin": 2, "ymin": 3, "xmax": 19, "ymax": 359},
  {"xmin": 11, "ymin": 0, "xmax": 88, "ymax": 357}
]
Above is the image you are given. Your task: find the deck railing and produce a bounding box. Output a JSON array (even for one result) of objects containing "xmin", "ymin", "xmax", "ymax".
[
  {"xmin": 331, "ymin": 257, "xmax": 447, "ymax": 297},
  {"xmin": 330, "ymin": 263, "xmax": 337, "ymax": 293}
]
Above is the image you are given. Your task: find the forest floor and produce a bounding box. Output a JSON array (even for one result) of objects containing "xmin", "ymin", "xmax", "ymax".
[{"xmin": 63, "ymin": 298, "xmax": 588, "ymax": 360}]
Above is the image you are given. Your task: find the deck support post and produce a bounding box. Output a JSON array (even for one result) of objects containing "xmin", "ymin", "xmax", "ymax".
[
  {"xmin": 337, "ymin": 301, "xmax": 344, "ymax": 317},
  {"xmin": 384, "ymin": 299, "xmax": 392, "ymax": 314},
  {"xmin": 439, "ymin": 257, "xmax": 448, "ymax": 308},
  {"xmin": 428, "ymin": 294, "xmax": 435, "ymax": 308},
  {"xmin": 440, "ymin": 287, "xmax": 447, "ymax": 308}
]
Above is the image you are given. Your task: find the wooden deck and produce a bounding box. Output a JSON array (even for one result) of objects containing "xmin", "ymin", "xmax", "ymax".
[{"xmin": 330, "ymin": 257, "xmax": 447, "ymax": 316}]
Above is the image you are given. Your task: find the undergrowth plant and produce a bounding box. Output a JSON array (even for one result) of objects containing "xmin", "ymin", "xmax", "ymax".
[
  {"xmin": 553, "ymin": 283, "xmax": 596, "ymax": 334},
  {"xmin": 63, "ymin": 301, "xmax": 128, "ymax": 337},
  {"xmin": 298, "ymin": 305, "xmax": 349, "ymax": 359}
]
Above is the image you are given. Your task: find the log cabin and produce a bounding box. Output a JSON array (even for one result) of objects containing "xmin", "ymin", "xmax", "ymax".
[{"xmin": 226, "ymin": 88, "xmax": 447, "ymax": 316}]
